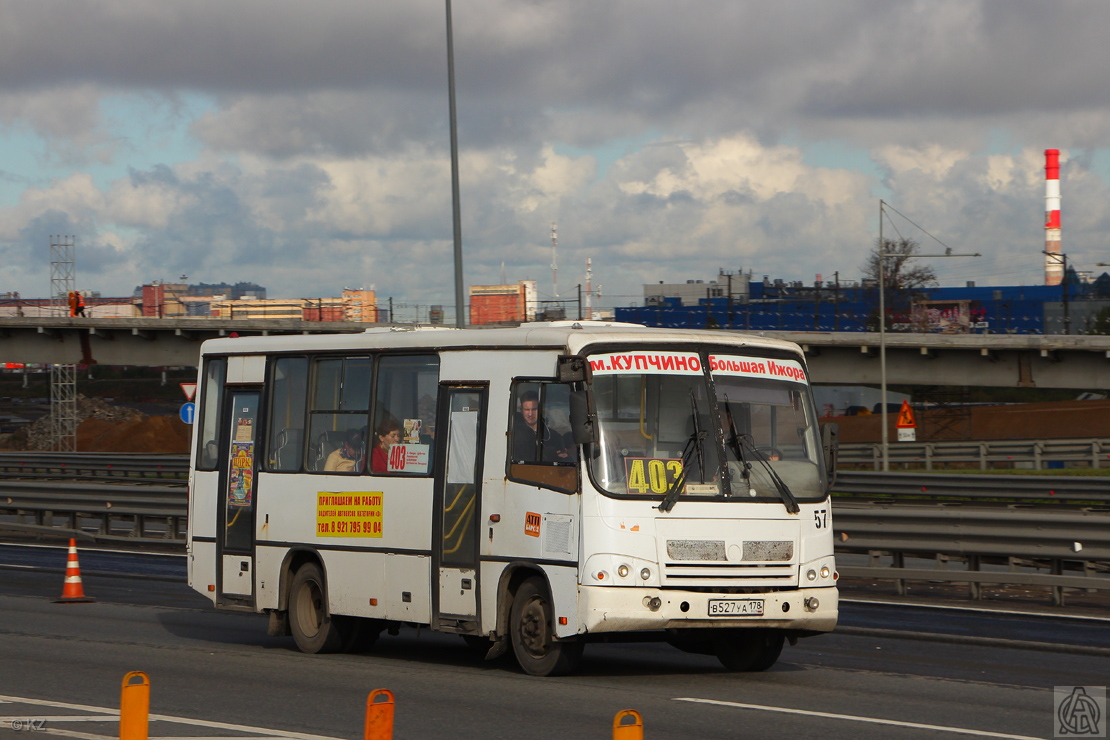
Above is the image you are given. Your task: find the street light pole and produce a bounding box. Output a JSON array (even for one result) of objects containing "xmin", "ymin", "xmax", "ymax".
[
  {"xmin": 445, "ymin": 0, "xmax": 465, "ymax": 328},
  {"xmin": 876, "ymin": 200, "xmax": 980, "ymax": 471}
]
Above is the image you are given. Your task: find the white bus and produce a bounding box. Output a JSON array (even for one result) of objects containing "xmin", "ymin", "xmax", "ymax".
[{"xmin": 187, "ymin": 321, "xmax": 839, "ymax": 676}]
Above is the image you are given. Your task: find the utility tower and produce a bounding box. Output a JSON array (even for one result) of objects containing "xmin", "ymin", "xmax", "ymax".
[
  {"xmin": 550, "ymin": 222, "xmax": 558, "ymax": 298},
  {"xmin": 49, "ymin": 235, "xmax": 78, "ymax": 452},
  {"xmin": 584, "ymin": 257, "xmax": 593, "ymax": 318}
]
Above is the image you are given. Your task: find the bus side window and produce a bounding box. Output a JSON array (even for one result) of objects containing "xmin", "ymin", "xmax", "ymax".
[
  {"xmin": 371, "ymin": 355, "xmax": 439, "ymax": 476},
  {"xmin": 507, "ymin": 379, "xmax": 578, "ymax": 494},
  {"xmin": 195, "ymin": 358, "xmax": 226, "ymax": 472},
  {"xmin": 266, "ymin": 356, "xmax": 308, "ymax": 472},
  {"xmin": 307, "ymin": 356, "xmax": 372, "ymax": 474}
]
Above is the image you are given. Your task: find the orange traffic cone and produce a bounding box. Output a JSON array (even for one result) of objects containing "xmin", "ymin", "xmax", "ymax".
[{"xmin": 55, "ymin": 538, "xmax": 95, "ymax": 603}]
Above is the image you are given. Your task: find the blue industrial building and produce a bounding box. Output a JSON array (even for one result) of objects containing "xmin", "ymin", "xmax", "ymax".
[{"xmin": 615, "ymin": 271, "xmax": 1110, "ymax": 334}]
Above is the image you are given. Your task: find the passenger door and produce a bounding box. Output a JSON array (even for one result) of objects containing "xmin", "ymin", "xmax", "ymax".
[
  {"xmin": 432, "ymin": 384, "xmax": 488, "ymax": 632},
  {"xmin": 217, "ymin": 388, "xmax": 261, "ymax": 603}
]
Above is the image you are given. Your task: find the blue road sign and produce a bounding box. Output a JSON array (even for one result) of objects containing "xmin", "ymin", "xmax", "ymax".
[{"xmin": 180, "ymin": 402, "xmax": 196, "ymax": 425}]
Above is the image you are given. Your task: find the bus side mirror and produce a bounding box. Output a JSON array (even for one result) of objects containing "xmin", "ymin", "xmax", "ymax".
[
  {"xmin": 569, "ymin": 390, "xmax": 597, "ymax": 446},
  {"xmin": 821, "ymin": 423, "xmax": 839, "ymax": 489},
  {"xmin": 557, "ymin": 355, "xmax": 590, "ymax": 383}
]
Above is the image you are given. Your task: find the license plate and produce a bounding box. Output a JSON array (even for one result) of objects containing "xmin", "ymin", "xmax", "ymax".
[{"xmin": 707, "ymin": 598, "xmax": 764, "ymax": 616}]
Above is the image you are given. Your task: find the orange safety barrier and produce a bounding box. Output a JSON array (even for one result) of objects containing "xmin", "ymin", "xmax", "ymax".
[
  {"xmin": 56, "ymin": 538, "xmax": 95, "ymax": 603},
  {"xmin": 120, "ymin": 672, "xmax": 150, "ymax": 740},
  {"xmin": 364, "ymin": 689, "xmax": 395, "ymax": 740},
  {"xmin": 613, "ymin": 709, "xmax": 644, "ymax": 740}
]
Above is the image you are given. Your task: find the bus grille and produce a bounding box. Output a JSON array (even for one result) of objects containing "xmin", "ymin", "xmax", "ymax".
[
  {"xmin": 662, "ymin": 562, "xmax": 797, "ymax": 587},
  {"xmin": 656, "ymin": 531, "xmax": 799, "ymax": 588}
]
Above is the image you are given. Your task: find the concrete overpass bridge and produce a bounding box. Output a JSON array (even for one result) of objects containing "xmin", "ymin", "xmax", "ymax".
[{"xmin": 2, "ymin": 318, "xmax": 1110, "ymax": 389}]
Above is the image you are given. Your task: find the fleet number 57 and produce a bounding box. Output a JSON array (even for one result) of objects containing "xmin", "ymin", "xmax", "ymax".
[{"xmin": 813, "ymin": 509, "xmax": 827, "ymax": 528}]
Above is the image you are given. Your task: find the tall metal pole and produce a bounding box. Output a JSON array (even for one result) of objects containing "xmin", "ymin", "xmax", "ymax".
[
  {"xmin": 878, "ymin": 201, "xmax": 889, "ymax": 472},
  {"xmin": 445, "ymin": 0, "xmax": 465, "ymax": 328},
  {"xmin": 1063, "ymin": 253, "xmax": 1071, "ymax": 335}
]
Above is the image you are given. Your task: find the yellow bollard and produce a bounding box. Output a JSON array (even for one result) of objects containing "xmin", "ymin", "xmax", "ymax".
[
  {"xmin": 364, "ymin": 689, "xmax": 394, "ymax": 740},
  {"xmin": 613, "ymin": 709, "xmax": 643, "ymax": 740},
  {"xmin": 119, "ymin": 672, "xmax": 150, "ymax": 740}
]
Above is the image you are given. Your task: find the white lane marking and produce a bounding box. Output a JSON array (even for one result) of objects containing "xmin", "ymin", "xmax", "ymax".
[
  {"xmin": 0, "ymin": 695, "xmax": 348, "ymax": 740},
  {"xmin": 37, "ymin": 728, "xmax": 111, "ymax": 740},
  {"xmin": 674, "ymin": 698, "xmax": 1043, "ymax": 740},
  {"xmin": 0, "ymin": 542, "xmax": 186, "ymax": 558},
  {"xmin": 0, "ymin": 716, "xmax": 117, "ymax": 722},
  {"xmin": 841, "ymin": 596, "xmax": 1110, "ymax": 624}
]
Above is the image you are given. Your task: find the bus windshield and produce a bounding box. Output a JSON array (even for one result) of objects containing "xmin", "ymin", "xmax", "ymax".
[{"xmin": 587, "ymin": 349, "xmax": 825, "ymax": 504}]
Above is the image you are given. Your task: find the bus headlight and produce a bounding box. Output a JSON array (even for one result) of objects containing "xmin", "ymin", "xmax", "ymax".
[
  {"xmin": 820, "ymin": 566, "xmax": 830, "ymax": 579},
  {"xmin": 806, "ymin": 569, "xmax": 817, "ymax": 581},
  {"xmin": 640, "ymin": 568, "xmax": 651, "ymax": 581},
  {"xmin": 617, "ymin": 564, "xmax": 630, "ymax": 578}
]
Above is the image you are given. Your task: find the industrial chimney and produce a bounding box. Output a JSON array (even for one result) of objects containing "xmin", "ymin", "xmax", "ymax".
[{"xmin": 1044, "ymin": 149, "xmax": 1062, "ymax": 286}]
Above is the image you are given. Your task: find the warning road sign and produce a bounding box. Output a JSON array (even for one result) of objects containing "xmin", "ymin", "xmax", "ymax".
[{"xmin": 896, "ymin": 399, "xmax": 916, "ymax": 429}]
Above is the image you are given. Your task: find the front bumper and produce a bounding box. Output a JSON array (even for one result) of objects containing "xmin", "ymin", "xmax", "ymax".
[{"xmin": 577, "ymin": 584, "xmax": 838, "ymax": 634}]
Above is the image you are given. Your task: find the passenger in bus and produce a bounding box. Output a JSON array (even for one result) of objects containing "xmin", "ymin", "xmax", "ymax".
[
  {"xmin": 324, "ymin": 428, "xmax": 364, "ymax": 473},
  {"xmin": 371, "ymin": 417, "xmax": 402, "ymax": 473},
  {"xmin": 512, "ymin": 390, "xmax": 573, "ymax": 463}
]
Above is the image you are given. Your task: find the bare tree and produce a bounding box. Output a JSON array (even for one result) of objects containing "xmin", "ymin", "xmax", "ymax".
[{"xmin": 861, "ymin": 237, "xmax": 937, "ymax": 330}]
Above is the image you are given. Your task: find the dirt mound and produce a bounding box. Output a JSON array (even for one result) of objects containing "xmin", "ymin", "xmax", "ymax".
[{"xmin": 78, "ymin": 415, "xmax": 192, "ymax": 453}]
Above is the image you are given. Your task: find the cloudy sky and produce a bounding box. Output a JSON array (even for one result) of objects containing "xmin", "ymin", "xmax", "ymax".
[{"xmin": 3, "ymin": 1, "xmax": 1110, "ymax": 317}]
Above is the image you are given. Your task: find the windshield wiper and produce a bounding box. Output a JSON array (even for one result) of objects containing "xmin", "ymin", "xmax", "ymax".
[
  {"xmin": 736, "ymin": 433, "xmax": 800, "ymax": 514},
  {"xmin": 657, "ymin": 392, "xmax": 707, "ymax": 513},
  {"xmin": 722, "ymin": 396, "xmax": 752, "ymax": 497}
]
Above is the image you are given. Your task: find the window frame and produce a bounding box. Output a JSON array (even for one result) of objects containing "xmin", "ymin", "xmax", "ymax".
[
  {"xmin": 505, "ymin": 377, "xmax": 579, "ymax": 495},
  {"xmin": 194, "ymin": 357, "xmax": 227, "ymax": 472},
  {"xmin": 368, "ymin": 353, "xmax": 441, "ymax": 478},
  {"xmin": 305, "ymin": 354, "xmax": 373, "ymax": 475}
]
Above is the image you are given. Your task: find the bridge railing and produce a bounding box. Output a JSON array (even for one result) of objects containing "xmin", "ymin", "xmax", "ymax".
[{"xmin": 838, "ymin": 437, "xmax": 1110, "ymax": 471}]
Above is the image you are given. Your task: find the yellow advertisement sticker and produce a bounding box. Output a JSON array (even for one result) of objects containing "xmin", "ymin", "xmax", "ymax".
[{"xmin": 316, "ymin": 492, "xmax": 383, "ymax": 537}]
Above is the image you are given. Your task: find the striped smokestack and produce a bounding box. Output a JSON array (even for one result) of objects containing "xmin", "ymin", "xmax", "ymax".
[{"xmin": 1044, "ymin": 149, "xmax": 1062, "ymax": 286}]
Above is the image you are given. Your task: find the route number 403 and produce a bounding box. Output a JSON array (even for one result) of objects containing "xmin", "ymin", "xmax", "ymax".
[{"xmin": 813, "ymin": 509, "xmax": 828, "ymax": 528}]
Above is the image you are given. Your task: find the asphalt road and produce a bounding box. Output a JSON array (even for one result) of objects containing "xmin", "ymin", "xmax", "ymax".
[{"xmin": 0, "ymin": 546, "xmax": 1106, "ymax": 739}]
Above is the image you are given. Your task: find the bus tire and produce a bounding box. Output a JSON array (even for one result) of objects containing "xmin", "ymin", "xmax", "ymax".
[
  {"xmin": 509, "ymin": 576, "xmax": 583, "ymax": 676},
  {"xmin": 715, "ymin": 629, "xmax": 784, "ymax": 672},
  {"xmin": 288, "ymin": 562, "xmax": 344, "ymax": 654}
]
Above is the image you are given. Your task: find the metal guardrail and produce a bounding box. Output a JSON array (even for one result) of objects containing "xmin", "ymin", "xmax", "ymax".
[
  {"xmin": 0, "ymin": 479, "xmax": 187, "ymax": 543},
  {"xmin": 839, "ymin": 437, "xmax": 1110, "ymax": 471},
  {"xmin": 833, "ymin": 503, "xmax": 1110, "ymax": 605},
  {"xmin": 0, "ymin": 452, "xmax": 188, "ymax": 478},
  {"xmin": 832, "ymin": 470, "xmax": 1110, "ymax": 504},
  {"xmin": 1, "ymin": 455, "xmax": 1107, "ymax": 603}
]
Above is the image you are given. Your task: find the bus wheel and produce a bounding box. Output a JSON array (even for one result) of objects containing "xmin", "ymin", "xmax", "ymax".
[
  {"xmin": 715, "ymin": 629, "xmax": 784, "ymax": 672},
  {"xmin": 509, "ymin": 577, "xmax": 583, "ymax": 676},
  {"xmin": 288, "ymin": 563, "xmax": 344, "ymax": 654}
]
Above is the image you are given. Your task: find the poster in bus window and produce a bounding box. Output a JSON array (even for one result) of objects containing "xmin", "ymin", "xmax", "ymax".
[
  {"xmin": 228, "ymin": 442, "xmax": 254, "ymax": 507},
  {"xmin": 235, "ymin": 417, "xmax": 254, "ymax": 442},
  {"xmin": 403, "ymin": 418, "xmax": 422, "ymax": 444},
  {"xmin": 387, "ymin": 443, "xmax": 430, "ymax": 474}
]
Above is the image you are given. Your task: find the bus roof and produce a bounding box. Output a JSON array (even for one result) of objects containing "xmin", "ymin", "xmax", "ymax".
[{"xmin": 197, "ymin": 321, "xmax": 806, "ymax": 358}]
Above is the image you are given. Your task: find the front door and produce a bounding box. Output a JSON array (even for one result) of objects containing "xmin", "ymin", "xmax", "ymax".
[
  {"xmin": 217, "ymin": 389, "xmax": 260, "ymax": 603},
  {"xmin": 433, "ymin": 384, "xmax": 488, "ymax": 632}
]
